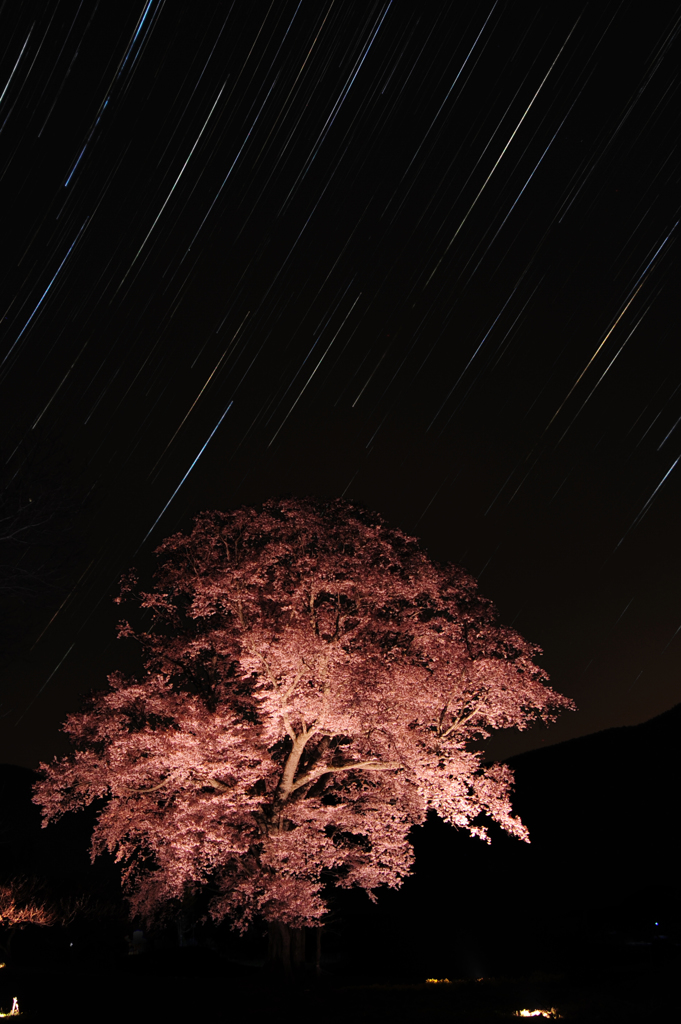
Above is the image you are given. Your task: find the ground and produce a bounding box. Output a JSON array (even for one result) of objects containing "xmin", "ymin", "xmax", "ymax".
[{"xmin": 0, "ymin": 939, "xmax": 677, "ymax": 1022}]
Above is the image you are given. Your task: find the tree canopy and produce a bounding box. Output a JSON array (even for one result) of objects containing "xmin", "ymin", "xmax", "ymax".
[{"xmin": 33, "ymin": 498, "xmax": 573, "ymax": 933}]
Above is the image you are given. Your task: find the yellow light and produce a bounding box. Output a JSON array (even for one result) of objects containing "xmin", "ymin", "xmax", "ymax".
[
  {"xmin": 425, "ymin": 978, "xmax": 451, "ymax": 984},
  {"xmin": 0, "ymin": 996, "xmax": 19, "ymax": 1016},
  {"xmin": 514, "ymin": 1010, "xmax": 561, "ymax": 1019}
]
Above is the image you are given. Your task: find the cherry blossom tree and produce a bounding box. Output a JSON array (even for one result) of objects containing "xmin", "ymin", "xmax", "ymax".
[{"xmin": 33, "ymin": 498, "xmax": 573, "ymax": 970}]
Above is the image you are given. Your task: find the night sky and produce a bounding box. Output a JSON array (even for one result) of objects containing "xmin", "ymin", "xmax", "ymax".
[{"xmin": 1, "ymin": 1, "xmax": 679, "ymax": 770}]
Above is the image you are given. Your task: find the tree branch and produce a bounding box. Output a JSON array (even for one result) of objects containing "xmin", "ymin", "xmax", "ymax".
[
  {"xmin": 440, "ymin": 705, "xmax": 480, "ymax": 740},
  {"xmin": 276, "ymin": 732, "xmax": 310, "ymax": 804},
  {"xmin": 117, "ymin": 778, "xmax": 174, "ymax": 795},
  {"xmin": 203, "ymin": 777, "xmax": 230, "ymax": 792},
  {"xmin": 234, "ymin": 586, "xmax": 246, "ymax": 628},
  {"xmin": 258, "ymin": 654, "xmax": 311, "ymax": 740},
  {"xmin": 290, "ymin": 759, "xmax": 400, "ymax": 793},
  {"xmin": 436, "ymin": 669, "xmax": 469, "ymax": 737},
  {"xmin": 119, "ymin": 771, "xmax": 232, "ymax": 795}
]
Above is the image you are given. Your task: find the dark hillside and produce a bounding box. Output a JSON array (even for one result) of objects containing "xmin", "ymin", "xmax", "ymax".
[
  {"xmin": 335, "ymin": 703, "xmax": 681, "ymax": 979},
  {"xmin": 505, "ymin": 702, "xmax": 681, "ymax": 910},
  {"xmin": 0, "ymin": 760, "xmax": 125, "ymax": 975},
  {"xmin": 0, "ymin": 764, "xmax": 118, "ymax": 892}
]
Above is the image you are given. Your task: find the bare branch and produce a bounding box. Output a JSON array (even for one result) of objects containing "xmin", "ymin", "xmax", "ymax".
[
  {"xmin": 276, "ymin": 732, "xmax": 309, "ymax": 804},
  {"xmin": 258, "ymin": 654, "xmax": 310, "ymax": 739},
  {"xmin": 119, "ymin": 770, "xmax": 232, "ymax": 795},
  {"xmin": 280, "ymin": 712, "xmax": 297, "ymax": 742},
  {"xmin": 436, "ymin": 669, "xmax": 469, "ymax": 737},
  {"xmin": 290, "ymin": 759, "xmax": 400, "ymax": 793},
  {"xmin": 203, "ymin": 777, "xmax": 230, "ymax": 792},
  {"xmin": 234, "ymin": 587, "xmax": 246, "ymax": 628},
  {"xmin": 440, "ymin": 705, "xmax": 481, "ymax": 740}
]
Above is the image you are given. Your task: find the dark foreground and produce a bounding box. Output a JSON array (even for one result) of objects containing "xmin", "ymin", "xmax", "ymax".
[
  {"xmin": 3, "ymin": 713, "xmax": 680, "ymax": 1022},
  {"xmin": 1, "ymin": 945, "xmax": 678, "ymax": 1024}
]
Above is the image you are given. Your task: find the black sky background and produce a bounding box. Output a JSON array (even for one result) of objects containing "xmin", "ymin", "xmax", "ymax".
[{"xmin": 1, "ymin": 0, "xmax": 680, "ymax": 769}]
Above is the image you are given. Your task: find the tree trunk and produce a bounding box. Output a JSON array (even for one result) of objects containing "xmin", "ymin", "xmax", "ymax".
[
  {"xmin": 267, "ymin": 921, "xmax": 306, "ymax": 975},
  {"xmin": 314, "ymin": 926, "xmax": 322, "ymax": 976}
]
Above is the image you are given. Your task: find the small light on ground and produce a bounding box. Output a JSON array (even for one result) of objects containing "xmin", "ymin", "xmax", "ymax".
[{"xmin": 514, "ymin": 1010, "xmax": 561, "ymax": 1019}]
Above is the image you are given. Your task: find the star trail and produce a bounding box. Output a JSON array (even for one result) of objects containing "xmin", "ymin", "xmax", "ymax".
[{"xmin": 1, "ymin": 1, "xmax": 679, "ymax": 766}]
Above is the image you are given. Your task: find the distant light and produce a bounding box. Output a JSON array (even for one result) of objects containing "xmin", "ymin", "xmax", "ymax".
[{"xmin": 514, "ymin": 1010, "xmax": 561, "ymax": 1019}]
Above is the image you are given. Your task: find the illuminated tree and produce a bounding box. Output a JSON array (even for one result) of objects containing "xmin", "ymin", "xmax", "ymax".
[{"xmin": 33, "ymin": 498, "xmax": 573, "ymax": 970}]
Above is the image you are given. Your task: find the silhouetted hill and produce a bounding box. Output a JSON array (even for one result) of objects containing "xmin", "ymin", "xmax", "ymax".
[
  {"xmin": 0, "ymin": 763, "xmax": 121, "ymax": 900},
  {"xmin": 334, "ymin": 703, "xmax": 681, "ymax": 978},
  {"xmin": 431, "ymin": 701, "xmax": 681, "ymax": 911},
  {"xmin": 0, "ymin": 764, "xmax": 37, "ymax": 877},
  {"xmin": 505, "ymin": 702, "xmax": 680, "ymax": 911}
]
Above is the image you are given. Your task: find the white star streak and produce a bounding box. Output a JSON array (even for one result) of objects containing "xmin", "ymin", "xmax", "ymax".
[
  {"xmin": 546, "ymin": 221, "xmax": 678, "ymax": 430},
  {"xmin": 382, "ymin": 2, "xmax": 499, "ymax": 213},
  {"xmin": 0, "ymin": 28, "xmax": 33, "ymax": 111},
  {"xmin": 115, "ymin": 79, "xmax": 227, "ymax": 294},
  {"xmin": 149, "ymin": 314, "xmax": 250, "ymax": 479},
  {"xmin": 424, "ymin": 19, "xmax": 580, "ymax": 289},
  {"xmin": 616, "ymin": 454, "xmax": 681, "ymax": 549},
  {"xmin": 426, "ymin": 271, "xmax": 528, "ymax": 431},
  {"xmin": 460, "ymin": 80, "xmax": 591, "ymax": 286},
  {"xmin": 252, "ymin": 0, "xmax": 336, "ymax": 165},
  {"xmin": 15, "ymin": 643, "xmax": 75, "ymax": 725},
  {"xmin": 140, "ymin": 400, "xmax": 233, "ymax": 549},
  {"xmin": 657, "ymin": 413, "xmax": 681, "ymax": 450},
  {"xmin": 269, "ymin": 294, "xmax": 361, "ymax": 446},
  {"xmin": 278, "ymin": 1, "xmax": 393, "ymax": 215},
  {"xmin": 178, "ymin": 72, "xmax": 281, "ymax": 262},
  {"xmin": 1, "ymin": 219, "xmax": 88, "ymax": 372},
  {"xmin": 554, "ymin": 306, "xmax": 651, "ymax": 446}
]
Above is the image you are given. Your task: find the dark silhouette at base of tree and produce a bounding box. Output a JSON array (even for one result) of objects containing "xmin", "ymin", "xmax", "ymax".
[{"xmin": 33, "ymin": 498, "xmax": 573, "ymax": 972}]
